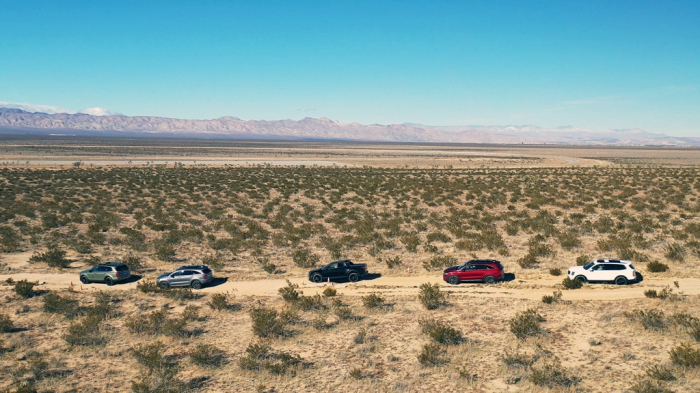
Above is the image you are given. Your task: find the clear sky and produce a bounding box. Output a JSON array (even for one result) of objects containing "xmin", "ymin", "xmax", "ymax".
[{"xmin": 1, "ymin": 1, "xmax": 698, "ymax": 136}]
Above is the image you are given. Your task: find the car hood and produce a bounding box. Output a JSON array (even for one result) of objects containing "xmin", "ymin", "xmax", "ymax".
[
  {"xmin": 443, "ymin": 266, "xmax": 459, "ymax": 274},
  {"xmin": 569, "ymin": 266, "xmax": 586, "ymax": 274},
  {"xmin": 80, "ymin": 269, "xmax": 91, "ymax": 274},
  {"xmin": 308, "ymin": 268, "xmax": 322, "ymax": 275},
  {"xmin": 157, "ymin": 273, "xmax": 171, "ymax": 279}
]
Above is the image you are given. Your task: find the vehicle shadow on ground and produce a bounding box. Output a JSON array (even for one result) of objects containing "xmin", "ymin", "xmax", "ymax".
[
  {"xmin": 325, "ymin": 273, "xmax": 382, "ymax": 284},
  {"xmin": 119, "ymin": 275, "xmax": 143, "ymax": 284},
  {"xmin": 636, "ymin": 273, "xmax": 644, "ymax": 283},
  {"xmin": 208, "ymin": 277, "xmax": 229, "ymax": 288},
  {"xmin": 503, "ymin": 273, "xmax": 516, "ymax": 282}
]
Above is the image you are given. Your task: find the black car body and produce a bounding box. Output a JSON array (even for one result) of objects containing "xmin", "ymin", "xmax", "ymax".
[{"xmin": 308, "ymin": 259, "xmax": 367, "ymax": 283}]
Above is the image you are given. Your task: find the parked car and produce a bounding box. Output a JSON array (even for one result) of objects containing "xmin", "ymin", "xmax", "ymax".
[
  {"xmin": 567, "ymin": 259, "xmax": 637, "ymax": 285},
  {"xmin": 308, "ymin": 259, "xmax": 368, "ymax": 283},
  {"xmin": 157, "ymin": 265, "xmax": 214, "ymax": 290},
  {"xmin": 79, "ymin": 262, "xmax": 131, "ymax": 286},
  {"xmin": 443, "ymin": 259, "xmax": 504, "ymax": 285}
]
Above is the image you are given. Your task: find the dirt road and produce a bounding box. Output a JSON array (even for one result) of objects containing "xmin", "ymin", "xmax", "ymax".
[{"xmin": 1, "ymin": 271, "xmax": 697, "ymax": 301}]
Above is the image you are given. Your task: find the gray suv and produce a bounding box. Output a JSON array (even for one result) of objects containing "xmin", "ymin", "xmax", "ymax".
[
  {"xmin": 80, "ymin": 262, "xmax": 131, "ymax": 286},
  {"xmin": 157, "ymin": 265, "xmax": 214, "ymax": 290}
]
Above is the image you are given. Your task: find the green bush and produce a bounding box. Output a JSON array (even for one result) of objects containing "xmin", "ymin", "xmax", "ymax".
[
  {"xmin": 644, "ymin": 364, "xmax": 675, "ymax": 381},
  {"xmin": 383, "ymin": 255, "xmax": 402, "ymax": 269},
  {"xmin": 361, "ymin": 293, "xmax": 385, "ymax": 309},
  {"xmin": 418, "ymin": 318, "xmax": 463, "ymax": 345},
  {"xmin": 295, "ymin": 294, "xmax": 326, "ymax": 311},
  {"xmin": 0, "ymin": 314, "xmax": 14, "ymax": 333},
  {"xmin": 517, "ymin": 253, "xmax": 538, "ymax": 269},
  {"xmin": 422, "ymin": 255, "xmax": 457, "ymax": 271},
  {"xmin": 249, "ymin": 307, "xmax": 285, "ymax": 338},
  {"xmin": 562, "ymin": 277, "xmax": 583, "ymax": 290},
  {"xmin": 509, "ymin": 308, "xmax": 543, "ymax": 340},
  {"xmin": 624, "ymin": 309, "xmax": 667, "ymax": 331},
  {"xmin": 207, "ymin": 293, "xmax": 230, "ymax": 311},
  {"xmin": 28, "ymin": 248, "xmax": 71, "ymax": 268},
  {"xmin": 122, "ymin": 255, "xmax": 146, "ymax": 272},
  {"xmin": 417, "ymin": 343, "xmax": 448, "ymax": 367},
  {"xmin": 647, "ymin": 260, "xmax": 669, "ymax": 273},
  {"xmin": 13, "ymin": 279, "xmax": 37, "ymax": 298},
  {"xmin": 576, "ymin": 254, "xmax": 591, "ymax": 266},
  {"xmin": 322, "ymin": 287, "xmax": 337, "ymax": 297},
  {"xmin": 291, "ymin": 248, "xmax": 320, "ymax": 268},
  {"xmin": 43, "ymin": 293, "xmax": 81, "ymax": 319},
  {"xmin": 63, "ymin": 314, "xmax": 104, "ymax": 346},
  {"xmin": 542, "ymin": 290, "xmax": 562, "ymax": 304},
  {"xmin": 500, "ymin": 348, "xmax": 538, "ymax": 367},
  {"xmin": 669, "ymin": 343, "xmax": 700, "ymax": 367},
  {"xmin": 401, "ymin": 235, "xmax": 421, "ymax": 253},
  {"xmin": 529, "ymin": 361, "xmax": 577, "ymax": 388},
  {"xmin": 548, "ymin": 267, "xmax": 561, "ymax": 276},
  {"xmin": 664, "ymin": 243, "xmax": 686, "ymax": 262},
  {"xmin": 189, "ymin": 344, "xmax": 226, "ymax": 367},
  {"xmin": 417, "ymin": 282, "xmax": 445, "ymax": 310},
  {"xmin": 130, "ymin": 341, "xmax": 183, "ymax": 391},
  {"xmin": 238, "ymin": 342, "xmax": 302, "ymax": 375},
  {"xmin": 629, "ymin": 378, "xmax": 674, "ymax": 393},
  {"xmin": 278, "ymin": 280, "xmax": 301, "ymax": 302}
]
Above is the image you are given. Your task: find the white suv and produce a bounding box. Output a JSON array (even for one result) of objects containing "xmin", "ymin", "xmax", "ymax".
[{"xmin": 567, "ymin": 259, "xmax": 637, "ymax": 285}]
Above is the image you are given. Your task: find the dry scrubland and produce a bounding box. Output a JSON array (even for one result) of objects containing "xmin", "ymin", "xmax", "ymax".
[{"xmin": 1, "ymin": 142, "xmax": 700, "ymax": 392}]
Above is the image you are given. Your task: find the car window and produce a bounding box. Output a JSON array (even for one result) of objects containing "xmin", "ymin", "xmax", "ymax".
[
  {"xmin": 583, "ymin": 262, "xmax": 595, "ymax": 269},
  {"xmin": 171, "ymin": 271, "xmax": 182, "ymax": 277},
  {"xmin": 328, "ymin": 263, "xmax": 338, "ymax": 269},
  {"xmin": 116, "ymin": 265, "xmax": 129, "ymax": 271},
  {"xmin": 182, "ymin": 271, "xmax": 194, "ymax": 276},
  {"xmin": 98, "ymin": 266, "xmax": 111, "ymax": 272},
  {"xmin": 591, "ymin": 265, "xmax": 603, "ymax": 271}
]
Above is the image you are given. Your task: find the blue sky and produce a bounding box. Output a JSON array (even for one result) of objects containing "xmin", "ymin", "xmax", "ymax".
[{"xmin": 1, "ymin": 1, "xmax": 698, "ymax": 136}]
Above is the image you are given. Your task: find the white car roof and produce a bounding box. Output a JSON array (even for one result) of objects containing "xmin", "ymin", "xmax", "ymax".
[{"xmin": 591, "ymin": 259, "xmax": 633, "ymax": 264}]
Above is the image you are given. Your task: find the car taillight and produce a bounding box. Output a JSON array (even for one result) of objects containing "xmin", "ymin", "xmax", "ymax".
[
  {"xmin": 361, "ymin": 266, "xmax": 366, "ymax": 269},
  {"xmin": 633, "ymin": 271, "xmax": 636, "ymax": 277},
  {"xmin": 203, "ymin": 275, "xmax": 209, "ymax": 279},
  {"xmin": 115, "ymin": 272, "xmax": 120, "ymax": 277}
]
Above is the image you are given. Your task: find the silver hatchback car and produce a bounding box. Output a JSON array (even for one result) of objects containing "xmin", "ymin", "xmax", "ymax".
[{"xmin": 157, "ymin": 265, "xmax": 214, "ymax": 290}]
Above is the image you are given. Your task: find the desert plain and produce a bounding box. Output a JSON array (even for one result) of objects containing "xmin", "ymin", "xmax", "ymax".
[{"xmin": 1, "ymin": 137, "xmax": 700, "ymax": 392}]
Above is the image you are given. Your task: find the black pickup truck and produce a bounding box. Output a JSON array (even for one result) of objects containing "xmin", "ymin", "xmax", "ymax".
[{"xmin": 308, "ymin": 259, "xmax": 368, "ymax": 283}]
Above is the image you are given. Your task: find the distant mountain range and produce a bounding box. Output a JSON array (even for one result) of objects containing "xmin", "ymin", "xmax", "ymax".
[{"xmin": 1, "ymin": 107, "xmax": 698, "ymax": 146}]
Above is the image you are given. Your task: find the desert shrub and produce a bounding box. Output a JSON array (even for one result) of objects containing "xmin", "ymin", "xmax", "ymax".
[
  {"xmin": 383, "ymin": 255, "xmax": 402, "ymax": 269},
  {"xmin": 548, "ymin": 267, "xmax": 561, "ymax": 276},
  {"xmin": 645, "ymin": 364, "xmax": 675, "ymax": 381},
  {"xmin": 130, "ymin": 341, "xmax": 183, "ymax": 392},
  {"xmin": 122, "ymin": 255, "xmax": 146, "ymax": 272},
  {"xmin": 189, "ymin": 344, "xmax": 226, "ymax": 367},
  {"xmin": 278, "ymin": 280, "xmax": 301, "ymax": 302},
  {"xmin": 42, "ymin": 293, "xmax": 80, "ymax": 319},
  {"xmin": 311, "ymin": 313, "xmax": 333, "ymax": 330},
  {"xmin": 238, "ymin": 342, "xmax": 302, "ymax": 375},
  {"xmin": 182, "ymin": 305, "xmax": 200, "ymax": 322},
  {"xmin": 361, "ymin": 293, "xmax": 385, "ymax": 309},
  {"xmin": 249, "ymin": 307, "xmax": 285, "ymax": 338},
  {"xmin": 354, "ymin": 328, "xmax": 366, "ymax": 344},
  {"xmin": 349, "ymin": 367, "xmax": 363, "ymax": 379},
  {"xmin": 669, "ymin": 343, "xmax": 700, "ymax": 367},
  {"xmin": 644, "ymin": 290, "xmax": 659, "ymax": 298},
  {"xmin": 562, "ymin": 277, "xmax": 583, "ymax": 290},
  {"xmin": 671, "ymin": 312, "xmax": 698, "ymax": 328},
  {"xmin": 418, "ymin": 282, "xmax": 445, "ymax": 310},
  {"xmin": 291, "ymin": 248, "xmax": 320, "ymax": 268},
  {"xmin": 557, "ymin": 229, "xmax": 581, "ymax": 250},
  {"xmin": 262, "ymin": 261, "xmax": 277, "ymax": 274},
  {"xmin": 28, "ymin": 248, "xmax": 70, "ymax": 268},
  {"xmin": 500, "ymin": 348, "xmax": 538, "ymax": 367},
  {"xmin": 401, "ymin": 234, "xmax": 421, "ymax": 252},
  {"xmin": 529, "ymin": 361, "xmax": 577, "ymax": 388},
  {"xmin": 426, "ymin": 231, "xmax": 451, "ymax": 243},
  {"xmin": 137, "ymin": 280, "xmax": 159, "ymax": 294},
  {"xmin": 124, "ymin": 309, "xmax": 188, "ymax": 337},
  {"xmin": 296, "ymin": 294, "xmax": 325, "ymax": 311},
  {"xmin": 322, "ymin": 287, "xmax": 337, "ymax": 297},
  {"xmin": 629, "ymin": 378, "xmax": 674, "ymax": 393},
  {"xmin": 207, "ymin": 293, "xmax": 230, "ymax": 311},
  {"xmin": 624, "ymin": 309, "xmax": 667, "ymax": 331},
  {"xmin": 576, "ymin": 254, "xmax": 591, "ymax": 266},
  {"xmin": 162, "ymin": 288, "xmax": 200, "ymax": 301},
  {"xmin": 63, "ymin": 314, "xmax": 104, "ymax": 346},
  {"xmin": 541, "ymin": 290, "xmax": 562, "ymax": 304},
  {"xmin": 664, "ymin": 243, "xmax": 686, "ymax": 262},
  {"xmin": 647, "ymin": 260, "xmax": 669, "ymax": 273},
  {"xmin": 509, "ymin": 308, "xmax": 543, "ymax": 339},
  {"xmin": 202, "ymin": 254, "xmax": 226, "ymax": 271},
  {"xmin": 13, "ymin": 279, "xmax": 37, "ymax": 298},
  {"xmin": 153, "ymin": 243, "xmax": 176, "ymax": 262},
  {"xmin": 418, "ymin": 318, "xmax": 463, "ymax": 345},
  {"xmin": 517, "ymin": 253, "xmax": 538, "ymax": 269},
  {"xmin": 422, "ymin": 255, "xmax": 457, "ymax": 271},
  {"xmin": 417, "ymin": 343, "xmax": 448, "ymax": 367},
  {"xmin": 0, "ymin": 314, "xmax": 13, "ymax": 333}
]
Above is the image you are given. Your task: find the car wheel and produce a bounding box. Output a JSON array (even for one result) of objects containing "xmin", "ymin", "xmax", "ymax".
[
  {"xmin": 574, "ymin": 275, "xmax": 587, "ymax": 283},
  {"xmin": 191, "ymin": 280, "xmax": 202, "ymax": 290},
  {"xmin": 105, "ymin": 277, "xmax": 114, "ymax": 286},
  {"xmin": 80, "ymin": 275, "xmax": 89, "ymax": 284},
  {"xmin": 311, "ymin": 274, "xmax": 323, "ymax": 283},
  {"xmin": 484, "ymin": 275, "xmax": 496, "ymax": 284},
  {"xmin": 448, "ymin": 275, "xmax": 460, "ymax": 285},
  {"xmin": 159, "ymin": 281, "xmax": 170, "ymax": 290},
  {"xmin": 614, "ymin": 276, "xmax": 628, "ymax": 285},
  {"xmin": 348, "ymin": 272, "xmax": 359, "ymax": 282}
]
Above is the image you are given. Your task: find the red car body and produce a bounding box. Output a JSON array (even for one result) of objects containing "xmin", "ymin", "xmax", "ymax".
[{"xmin": 443, "ymin": 260, "xmax": 504, "ymax": 284}]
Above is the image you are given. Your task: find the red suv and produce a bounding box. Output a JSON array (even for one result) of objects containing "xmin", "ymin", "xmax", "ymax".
[{"xmin": 443, "ymin": 259, "xmax": 504, "ymax": 285}]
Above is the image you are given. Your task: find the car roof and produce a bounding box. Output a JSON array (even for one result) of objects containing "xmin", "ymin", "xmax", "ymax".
[
  {"xmin": 465, "ymin": 259, "xmax": 500, "ymax": 264},
  {"xmin": 330, "ymin": 259, "xmax": 352, "ymax": 264},
  {"xmin": 176, "ymin": 264, "xmax": 210, "ymax": 270},
  {"xmin": 100, "ymin": 262, "xmax": 126, "ymax": 267},
  {"xmin": 592, "ymin": 259, "xmax": 632, "ymax": 264}
]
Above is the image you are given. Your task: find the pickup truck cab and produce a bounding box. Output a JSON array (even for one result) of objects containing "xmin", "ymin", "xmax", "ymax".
[{"xmin": 308, "ymin": 259, "xmax": 368, "ymax": 283}]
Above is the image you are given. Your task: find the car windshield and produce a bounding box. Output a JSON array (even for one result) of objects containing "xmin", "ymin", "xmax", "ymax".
[
  {"xmin": 583, "ymin": 262, "xmax": 595, "ymax": 270},
  {"xmin": 629, "ymin": 264, "xmax": 635, "ymax": 270}
]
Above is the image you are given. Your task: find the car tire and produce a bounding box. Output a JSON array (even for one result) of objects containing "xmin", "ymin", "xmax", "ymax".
[
  {"xmin": 159, "ymin": 282, "xmax": 170, "ymax": 290},
  {"xmin": 614, "ymin": 276, "xmax": 628, "ymax": 285},
  {"xmin": 348, "ymin": 272, "xmax": 359, "ymax": 282},
  {"xmin": 574, "ymin": 275, "xmax": 587, "ymax": 283},
  {"xmin": 448, "ymin": 275, "xmax": 460, "ymax": 285},
  {"xmin": 191, "ymin": 280, "xmax": 202, "ymax": 290},
  {"xmin": 311, "ymin": 274, "xmax": 323, "ymax": 283},
  {"xmin": 484, "ymin": 275, "xmax": 496, "ymax": 284},
  {"xmin": 80, "ymin": 275, "xmax": 90, "ymax": 284},
  {"xmin": 105, "ymin": 277, "xmax": 114, "ymax": 286}
]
